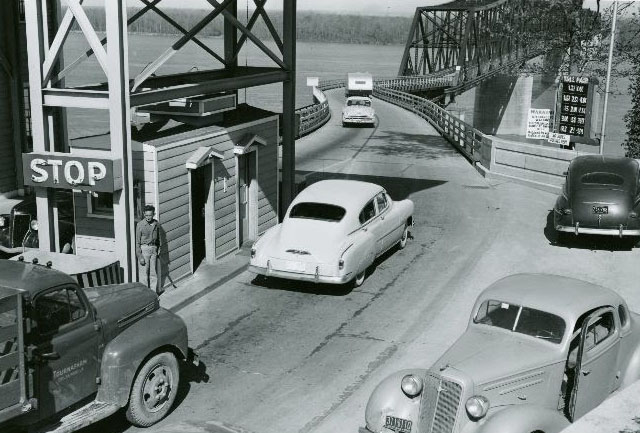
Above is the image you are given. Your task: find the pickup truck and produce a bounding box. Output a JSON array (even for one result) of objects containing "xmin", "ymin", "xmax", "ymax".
[{"xmin": 0, "ymin": 259, "xmax": 190, "ymax": 432}]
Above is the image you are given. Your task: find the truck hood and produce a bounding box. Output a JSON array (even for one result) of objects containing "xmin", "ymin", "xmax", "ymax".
[
  {"xmin": 434, "ymin": 326, "xmax": 560, "ymax": 386},
  {"xmin": 84, "ymin": 283, "xmax": 159, "ymax": 339}
]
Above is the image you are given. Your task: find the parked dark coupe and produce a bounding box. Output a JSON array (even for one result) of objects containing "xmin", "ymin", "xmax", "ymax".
[
  {"xmin": 0, "ymin": 192, "xmax": 75, "ymax": 254},
  {"xmin": 554, "ymin": 155, "xmax": 640, "ymax": 239}
]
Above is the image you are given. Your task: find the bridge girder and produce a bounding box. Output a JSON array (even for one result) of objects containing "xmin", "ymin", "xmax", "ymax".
[{"xmin": 398, "ymin": 0, "xmax": 574, "ymax": 89}]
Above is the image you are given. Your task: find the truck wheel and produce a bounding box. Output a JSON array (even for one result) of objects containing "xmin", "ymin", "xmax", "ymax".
[{"xmin": 126, "ymin": 352, "xmax": 179, "ymax": 427}]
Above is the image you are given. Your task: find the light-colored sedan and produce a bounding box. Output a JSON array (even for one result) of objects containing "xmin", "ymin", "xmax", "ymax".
[
  {"xmin": 249, "ymin": 179, "xmax": 414, "ymax": 286},
  {"xmin": 342, "ymin": 96, "xmax": 376, "ymax": 126}
]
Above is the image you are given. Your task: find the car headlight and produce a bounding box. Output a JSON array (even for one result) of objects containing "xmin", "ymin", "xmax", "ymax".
[
  {"xmin": 251, "ymin": 247, "xmax": 256, "ymax": 258},
  {"xmin": 30, "ymin": 219, "xmax": 39, "ymax": 231},
  {"xmin": 400, "ymin": 374, "xmax": 423, "ymax": 398},
  {"xmin": 0, "ymin": 216, "xmax": 5, "ymax": 227},
  {"xmin": 465, "ymin": 395, "xmax": 490, "ymax": 420}
]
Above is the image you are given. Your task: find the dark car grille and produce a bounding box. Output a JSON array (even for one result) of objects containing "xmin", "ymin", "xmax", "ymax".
[{"xmin": 419, "ymin": 373, "xmax": 462, "ymax": 433}]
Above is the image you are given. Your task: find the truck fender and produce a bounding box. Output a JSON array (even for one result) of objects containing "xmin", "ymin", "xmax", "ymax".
[
  {"xmin": 462, "ymin": 404, "xmax": 570, "ymax": 433},
  {"xmin": 96, "ymin": 308, "xmax": 188, "ymax": 407},
  {"xmin": 364, "ymin": 369, "xmax": 427, "ymax": 433}
]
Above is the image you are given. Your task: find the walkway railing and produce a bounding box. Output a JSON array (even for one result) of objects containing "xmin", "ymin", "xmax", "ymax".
[
  {"xmin": 373, "ymin": 86, "xmax": 484, "ymax": 162},
  {"xmin": 295, "ymin": 86, "xmax": 332, "ymax": 138}
]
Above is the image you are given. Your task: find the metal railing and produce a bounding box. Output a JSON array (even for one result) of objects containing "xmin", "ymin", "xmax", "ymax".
[
  {"xmin": 295, "ymin": 98, "xmax": 330, "ymax": 138},
  {"xmin": 373, "ymin": 86, "xmax": 484, "ymax": 163}
]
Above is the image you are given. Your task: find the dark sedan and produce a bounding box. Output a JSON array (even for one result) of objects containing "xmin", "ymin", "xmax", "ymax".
[{"xmin": 554, "ymin": 155, "xmax": 640, "ymax": 239}]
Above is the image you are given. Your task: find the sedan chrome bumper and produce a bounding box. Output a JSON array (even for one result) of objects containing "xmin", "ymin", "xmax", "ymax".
[
  {"xmin": 248, "ymin": 264, "xmax": 353, "ymax": 284},
  {"xmin": 556, "ymin": 223, "xmax": 640, "ymax": 237},
  {"xmin": 343, "ymin": 117, "xmax": 375, "ymax": 124}
]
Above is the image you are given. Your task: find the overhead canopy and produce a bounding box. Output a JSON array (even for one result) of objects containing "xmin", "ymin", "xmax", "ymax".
[
  {"xmin": 185, "ymin": 146, "xmax": 224, "ymax": 170},
  {"xmin": 233, "ymin": 134, "xmax": 267, "ymax": 155}
]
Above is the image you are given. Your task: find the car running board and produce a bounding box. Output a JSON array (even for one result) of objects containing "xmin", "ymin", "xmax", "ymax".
[{"xmin": 35, "ymin": 401, "xmax": 120, "ymax": 433}]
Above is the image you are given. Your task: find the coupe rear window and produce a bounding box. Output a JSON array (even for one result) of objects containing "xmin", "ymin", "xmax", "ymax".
[
  {"xmin": 474, "ymin": 300, "xmax": 566, "ymax": 344},
  {"xmin": 289, "ymin": 202, "xmax": 346, "ymax": 222},
  {"xmin": 580, "ymin": 172, "xmax": 624, "ymax": 186}
]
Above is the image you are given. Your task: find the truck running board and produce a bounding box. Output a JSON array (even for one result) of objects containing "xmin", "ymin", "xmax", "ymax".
[{"xmin": 36, "ymin": 401, "xmax": 120, "ymax": 433}]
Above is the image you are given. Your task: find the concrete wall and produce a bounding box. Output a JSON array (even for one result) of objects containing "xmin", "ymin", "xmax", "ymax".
[
  {"xmin": 477, "ymin": 136, "xmax": 588, "ymax": 193},
  {"xmin": 454, "ymin": 72, "xmax": 557, "ymax": 136}
]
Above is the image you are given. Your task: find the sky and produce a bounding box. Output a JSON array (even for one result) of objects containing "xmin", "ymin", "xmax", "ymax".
[{"xmin": 71, "ymin": 0, "xmax": 636, "ymax": 17}]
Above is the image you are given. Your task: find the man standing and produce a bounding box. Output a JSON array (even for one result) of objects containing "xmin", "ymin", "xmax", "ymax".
[{"xmin": 136, "ymin": 205, "xmax": 162, "ymax": 293}]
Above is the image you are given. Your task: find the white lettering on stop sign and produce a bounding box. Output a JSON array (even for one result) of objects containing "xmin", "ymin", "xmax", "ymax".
[
  {"xmin": 64, "ymin": 161, "xmax": 85, "ymax": 186},
  {"xmin": 88, "ymin": 161, "xmax": 107, "ymax": 186}
]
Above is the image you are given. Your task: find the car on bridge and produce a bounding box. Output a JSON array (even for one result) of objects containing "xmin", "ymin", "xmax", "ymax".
[
  {"xmin": 554, "ymin": 155, "xmax": 640, "ymax": 241},
  {"xmin": 361, "ymin": 274, "xmax": 640, "ymax": 433},
  {"xmin": 249, "ymin": 179, "xmax": 414, "ymax": 287},
  {"xmin": 342, "ymin": 96, "xmax": 376, "ymax": 127}
]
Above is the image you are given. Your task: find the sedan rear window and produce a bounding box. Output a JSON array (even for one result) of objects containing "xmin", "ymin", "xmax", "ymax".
[
  {"xmin": 580, "ymin": 172, "xmax": 624, "ymax": 186},
  {"xmin": 474, "ymin": 300, "xmax": 566, "ymax": 344},
  {"xmin": 289, "ymin": 202, "xmax": 346, "ymax": 222}
]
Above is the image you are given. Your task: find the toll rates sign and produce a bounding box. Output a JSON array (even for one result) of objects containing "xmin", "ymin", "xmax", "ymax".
[{"xmin": 558, "ymin": 75, "xmax": 594, "ymax": 140}]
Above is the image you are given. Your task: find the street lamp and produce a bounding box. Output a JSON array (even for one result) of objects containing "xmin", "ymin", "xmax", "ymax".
[{"xmin": 600, "ymin": 0, "xmax": 619, "ymax": 155}]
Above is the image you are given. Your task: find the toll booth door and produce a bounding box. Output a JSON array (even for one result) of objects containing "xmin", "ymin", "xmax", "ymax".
[
  {"xmin": 0, "ymin": 289, "xmax": 26, "ymax": 421},
  {"xmin": 237, "ymin": 152, "xmax": 256, "ymax": 247}
]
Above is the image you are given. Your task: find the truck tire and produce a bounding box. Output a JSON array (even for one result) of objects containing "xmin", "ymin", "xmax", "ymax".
[{"xmin": 126, "ymin": 352, "xmax": 179, "ymax": 427}]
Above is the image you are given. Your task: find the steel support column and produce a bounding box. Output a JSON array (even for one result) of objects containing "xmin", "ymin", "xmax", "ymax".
[
  {"xmin": 25, "ymin": 0, "xmax": 56, "ymax": 252},
  {"xmin": 105, "ymin": 0, "xmax": 135, "ymax": 282},
  {"xmin": 281, "ymin": 0, "xmax": 296, "ymax": 216}
]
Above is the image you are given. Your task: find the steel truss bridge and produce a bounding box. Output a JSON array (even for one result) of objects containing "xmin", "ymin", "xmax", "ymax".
[{"xmin": 394, "ymin": 0, "xmax": 596, "ymax": 99}]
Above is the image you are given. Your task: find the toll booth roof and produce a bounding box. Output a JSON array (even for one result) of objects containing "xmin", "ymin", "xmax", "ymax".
[
  {"xmin": 69, "ymin": 104, "xmax": 278, "ymax": 150},
  {"xmin": 135, "ymin": 103, "xmax": 278, "ymax": 148},
  {"xmin": 10, "ymin": 251, "xmax": 118, "ymax": 276}
]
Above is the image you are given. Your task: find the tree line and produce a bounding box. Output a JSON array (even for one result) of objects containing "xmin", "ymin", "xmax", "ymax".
[{"xmin": 76, "ymin": 7, "xmax": 412, "ymax": 45}]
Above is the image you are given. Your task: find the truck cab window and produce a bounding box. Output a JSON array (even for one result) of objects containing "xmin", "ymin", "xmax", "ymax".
[{"xmin": 35, "ymin": 288, "xmax": 86, "ymax": 335}]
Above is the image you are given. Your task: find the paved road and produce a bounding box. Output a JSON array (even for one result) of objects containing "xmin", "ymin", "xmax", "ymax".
[{"xmin": 81, "ymin": 90, "xmax": 640, "ymax": 433}]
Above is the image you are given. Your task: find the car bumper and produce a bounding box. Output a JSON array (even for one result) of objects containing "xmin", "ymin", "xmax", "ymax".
[
  {"xmin": 248, "ymin": 264, "xmax": 353, "ymax": 284},
  {"xmin": 0, "ymin": 244, "xmax": 23, "ymax": 254},
  {"xmin": 343, "ymin": 117, "xmax": 375, "ymax": 124},
  {"xmin": 555, "ymin": 224, "xmax": 640, "ymax": 237}
]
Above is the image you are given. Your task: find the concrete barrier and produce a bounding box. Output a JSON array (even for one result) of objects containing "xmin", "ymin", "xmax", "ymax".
[
  {"xmin": 476, "ymin": 136, "xmax": 589, "ymax": 194},
  {"xmin": 561, "ymin": 379, "xmax": 640, "ymax": 433}
]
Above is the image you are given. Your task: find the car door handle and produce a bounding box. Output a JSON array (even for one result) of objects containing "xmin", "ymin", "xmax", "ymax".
[
  {"xmin": 38, "ymin": 351, "xmax": 60, "ymax": 361},
  {"xmin": 380, "ymin": 216, "xmax": 385, "ymax": 221},
  {"xmin": 581, "ymin": 369, "xmax": 591, "ymax": 376}
]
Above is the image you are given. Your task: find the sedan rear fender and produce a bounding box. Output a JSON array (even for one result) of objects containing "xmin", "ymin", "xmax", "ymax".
[
  {"xmin": 343, "ymin": 229, "xmax": 376, "ymax": 271},
  {"xmin": 462, "ymin": 405, "xmax": 569, "ymax": 433},
  {"xmin": 389, "ymin": 199, "xmax": 415, "ymax": 226},
  {"xmin": 364, "ymin": 369, "xmax": 426, "ymax": 433}
]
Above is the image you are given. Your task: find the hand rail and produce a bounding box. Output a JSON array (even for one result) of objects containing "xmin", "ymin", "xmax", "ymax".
[{"xmin": 373, "ymin": 85, "xmax": 484, "ymax": 163}]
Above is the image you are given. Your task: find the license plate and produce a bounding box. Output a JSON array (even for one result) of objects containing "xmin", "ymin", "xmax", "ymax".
[
  {"xmin": 592, "ymin": 206, "xmax": 608, "ymax": 214},
  {"xmin": 384, "ymin": 416, "xmax": 412, "ymax": 433},
  {"xmin": 285, "ymin": 261, "xmax": 306, "ymax": 272}
]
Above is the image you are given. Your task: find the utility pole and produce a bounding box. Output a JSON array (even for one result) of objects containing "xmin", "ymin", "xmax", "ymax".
[{"xmin": 600, "ymin": 0, "xmax": 618, "ymax": 155}]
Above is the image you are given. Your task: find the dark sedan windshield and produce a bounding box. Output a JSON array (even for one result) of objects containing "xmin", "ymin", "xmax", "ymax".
[
  {"xmin": 289, "ymin": 202, "xmax": 346, "ymax": 222},
  {"xmin": 474, "ymin": 300, "xmax": 566, "ymax": 344}
]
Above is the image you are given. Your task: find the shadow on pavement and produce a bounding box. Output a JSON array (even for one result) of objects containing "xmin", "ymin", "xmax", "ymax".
[
  {"xmin": 298, "ymin": 171, "xmax": 447, "ymax": 201},
  {"xmin": 544, "ymin": 210, "xmax": 639, "ymax": 251},
  {"xmin": 346, "ymin": 129, "xmax": 459, "ymax": 160},
  {"xmin": 251, "ymin": 275, "xmax": 354, "ymax": 296}
]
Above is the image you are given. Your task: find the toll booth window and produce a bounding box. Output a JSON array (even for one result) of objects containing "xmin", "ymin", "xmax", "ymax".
[
  {"xmin": 35, "ymin": 288, "xmax": 86, "ymax": 335},
  {"xmin": 87, "ymin": 192, "xmax": 114, "ymax": 219}
]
